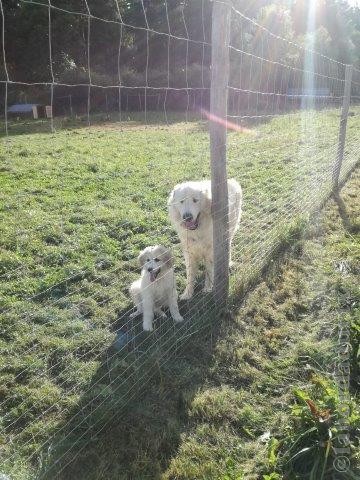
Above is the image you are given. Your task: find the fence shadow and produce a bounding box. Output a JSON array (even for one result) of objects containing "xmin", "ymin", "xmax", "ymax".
[
  {"xmin": 333, "ymin": 191, "xmax": 360, "ymax": 234},
  {"xmin": 31, "ymin": 192, "xmax": 335, "ymax": 480},
  {"xmin": 16, "ymin": 171, "xmax": 359, "ymax": 479},
  {"xmin": 36, "ymin": 295, "xmax": 221, "ymax": 480}
]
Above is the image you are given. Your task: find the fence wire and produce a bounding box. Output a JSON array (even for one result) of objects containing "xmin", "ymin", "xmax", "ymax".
[{"xmin": 0, "ymin": 0, "xmax": 359, "ymax": 478}]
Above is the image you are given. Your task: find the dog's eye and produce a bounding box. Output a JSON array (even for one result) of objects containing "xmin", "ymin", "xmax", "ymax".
[
  {"xmin": 154, "ymin": 258, "xmax": 160, "ymax": 262},
  {"xmin": 180, "ymin": 200, "xmax": 184, "ymax": 204},
  {"xmin": 193, "ymin": 198, "xmax": 198, "ymax": 203}
]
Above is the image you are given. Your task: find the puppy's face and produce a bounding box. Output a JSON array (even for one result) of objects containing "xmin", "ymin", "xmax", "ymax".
[
  {"xmin": 138, "ymin": 245, "xmax": 173, "ymax": 282},
  {"xmin": 169, "ymin": 184, "xmax": 211, "ymax": 231}
]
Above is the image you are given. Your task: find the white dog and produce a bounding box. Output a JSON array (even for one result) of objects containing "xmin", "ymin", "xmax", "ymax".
[
  {"xmin": 168, "ymin": 179, "xmax": 242, "ymax": 299},
  {"xmin": 129, "ymin": 245, "xmax": 183, "ymax": 331}
]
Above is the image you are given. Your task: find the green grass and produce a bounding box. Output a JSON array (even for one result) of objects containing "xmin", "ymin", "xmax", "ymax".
[{"xmin": 0, "ymin": 109, "xmax": 359, "ymax": 479}]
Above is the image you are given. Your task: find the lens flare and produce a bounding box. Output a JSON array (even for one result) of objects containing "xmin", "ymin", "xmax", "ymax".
[{"xmin": 201, "ymin": 109, "xmax": 256, "ymax": 135}]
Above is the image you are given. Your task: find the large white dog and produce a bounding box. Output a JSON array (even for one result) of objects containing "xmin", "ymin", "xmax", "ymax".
[
  {"xmin": 168, "ymin": 179, "xmax": 242, "ymax": 299},
  {"xmin": 130, "ymin": 245, "xmax": 183, "ymax": 331}
]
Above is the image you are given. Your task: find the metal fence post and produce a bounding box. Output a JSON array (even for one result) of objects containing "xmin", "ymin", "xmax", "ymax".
[
  {"xmin": 210, "ymin": 0, "xmax": 231, "ymax": 306},
  {"xmin": 333, "ymin": 64, "xmax": 353, "ymax": 189}
]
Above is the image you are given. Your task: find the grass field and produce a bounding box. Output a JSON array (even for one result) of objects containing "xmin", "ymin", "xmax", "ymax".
[{"xmin": 0, "ymin": 108, "xmax": 359, "ymax": 479}]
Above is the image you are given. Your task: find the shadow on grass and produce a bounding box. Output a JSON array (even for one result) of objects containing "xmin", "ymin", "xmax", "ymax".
[
  {"xmin": 333, "ymin": 191, "xmax": 360, "ymax": 234},
  {"xmin": 36, "ymin": 294, "xmax": 221, "ymax": 480},
  {"xmin": 25, "ymin": 166, "xmax": 359, "ymax": 480},
  {"xmin": 33, "ymin": 217, "xmax": 312, "ymax": 480},
  {"xmin": 34, "ymin": 219, "xmax": 309, "ymax": 480}
]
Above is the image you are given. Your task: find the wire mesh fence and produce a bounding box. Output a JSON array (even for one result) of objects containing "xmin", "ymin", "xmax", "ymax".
[{"xmin": 0, "ymin": 0, "xmax": 359, "ymax": 478}]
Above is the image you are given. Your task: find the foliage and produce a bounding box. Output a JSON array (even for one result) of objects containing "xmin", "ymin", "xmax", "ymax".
[
  {"xmin": 1, "ymin": 0, "xmax": 360, "ymax": 108},
  {"xmin": 273, "ymin": 376, "xmax": 360, "ymax": 479}
]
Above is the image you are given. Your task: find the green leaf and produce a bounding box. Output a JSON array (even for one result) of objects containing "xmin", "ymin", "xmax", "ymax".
[
  {"xmin": 309, "ymin": 456, "xmax": 320, "ymax": 480},
  {"xmin": 263, "ymin": 474, "xmax": 281, "ymax": 480},
  {"xmin": 282, "ymin": 426, "xmax": 318, "ymax": 459},
  {"xmin": 293, "ymin": 388, "xmax": 310, "ymax": 403},
  {"xmin": 268, "ymin": 438, "xmax": 280, "ymax": 467},
  {"xmin": 319, "ymin": 440, "xmax": 331, "ymax": 480},
  {"xmin": 286, "ymin": 445, "xmax": 315, "ymax": 465}
]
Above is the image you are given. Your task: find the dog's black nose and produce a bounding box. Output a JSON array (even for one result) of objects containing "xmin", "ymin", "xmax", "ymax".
[
  {"xmin": 147, "ymin": 267, "xmax": 153, "ymax": 272},
  {"xmin": 183, "ymin": 212, "xmax": 193, "ymax": 221}
]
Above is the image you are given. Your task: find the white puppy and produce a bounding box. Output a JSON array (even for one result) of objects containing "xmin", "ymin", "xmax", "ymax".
[
  {"xmin": 168, "ymin": 179, "xmax": 242, "ymax": 299},
  {"xmin": 130, "ymin": 245, "xmax": 183, "ymax": 331}
]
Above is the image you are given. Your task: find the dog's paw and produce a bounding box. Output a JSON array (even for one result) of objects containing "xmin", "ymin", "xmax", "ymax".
[
  {"xmin": 173, "ymin": 315, "xmax": 184, "ymax": 323},
  {"xmin": 143, "ymin": 322, "xmax": 153, "ymax": 332},
  {"xmin": 180, "ymin": 290, "xmax": 193, "ymax": 300},
  {"xmin": 203, "ymin": 285, "xmax": 213, "ymax": 293}
]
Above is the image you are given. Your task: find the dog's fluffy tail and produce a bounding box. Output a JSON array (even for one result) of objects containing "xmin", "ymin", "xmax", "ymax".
[{"xmin": 129, "ymin": 279, "xmax": 141, "ymax": 303}]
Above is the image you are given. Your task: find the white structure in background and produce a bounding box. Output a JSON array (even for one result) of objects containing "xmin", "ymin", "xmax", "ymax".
[{"xmin": 7, "ymin": 103, "xmax": 53, "ymax": 119}]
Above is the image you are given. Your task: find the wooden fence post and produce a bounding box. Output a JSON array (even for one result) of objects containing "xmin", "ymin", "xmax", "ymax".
[
  {"xmin": 210, "ymin": 0, "xmax": 231, "ymax": 306},
  {"xmin": 333, "ymin": 64, "xmax": 353, "ymax": 189},
  {"xmin": 69, "ymin": 94, "xmax": 73, "ymax": 117}
]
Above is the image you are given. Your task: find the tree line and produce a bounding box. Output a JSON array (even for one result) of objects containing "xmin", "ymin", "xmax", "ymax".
[{"xmin": 1, "ymin": 0, "xmax": 359, "ymax": 112}]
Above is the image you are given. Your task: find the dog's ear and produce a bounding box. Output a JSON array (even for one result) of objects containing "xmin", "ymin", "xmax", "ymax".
[
  {"xmin": 167, "ymin": 187, "xmax": 176, "ymax": 206},
  {"xmin": 138, "ymin": 250, "xmax": 147, "ymax": 267},
  {"xmin": 160, "ymin": 246, "xmax": 174, "ymax": 269},
  {"xmin": 167, "ymin": 186, "xmax": 182, "ymax": 224}
]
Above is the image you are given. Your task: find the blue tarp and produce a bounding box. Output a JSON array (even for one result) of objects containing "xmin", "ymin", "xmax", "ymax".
[{"xmin": 7, "ymin": 103, "xmax": 40, "ymax": 113}]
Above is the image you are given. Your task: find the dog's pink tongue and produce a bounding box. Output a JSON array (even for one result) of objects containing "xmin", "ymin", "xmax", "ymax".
[{"xmin": 150, "ymin": 271, "xmax": 156, "ymax": 282}]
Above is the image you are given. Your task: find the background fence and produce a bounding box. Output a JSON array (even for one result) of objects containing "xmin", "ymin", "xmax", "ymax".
[{"xmin": 0, "ymin": 0, "xmax": 359, "ymax": 478}]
